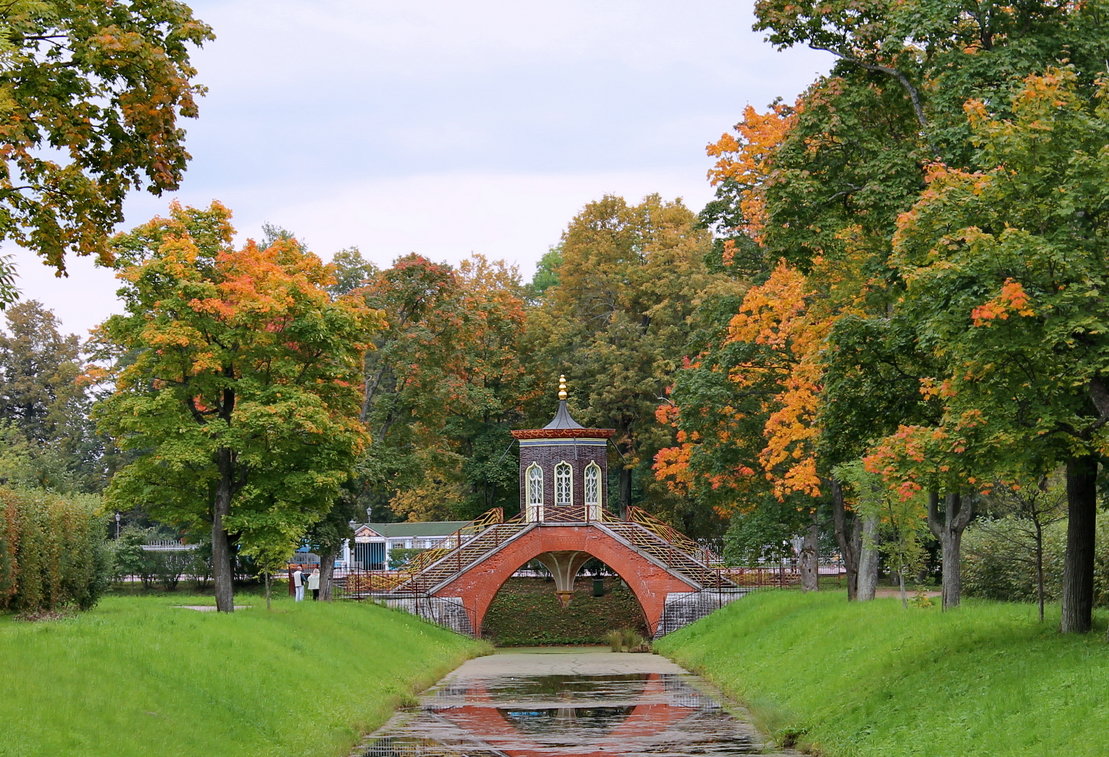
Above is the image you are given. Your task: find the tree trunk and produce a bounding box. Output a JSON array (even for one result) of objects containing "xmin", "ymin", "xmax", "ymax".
[
  {"xmin": 264, "ymin": 572, "xmax": 272, "ymax": 611},
  {"xmin": 618, "ymin": 466, "xmax": 632, "ymax": 519},
  {"xmin": 319, "ymin": 542, "xmax": 339, "ymax": 601},
  {"xmin": 856, "ymin": 513, "xmax": 879, "ymax": 601},
  {"xmin": 830, "ymin": 478, "xmax": 861, "ymax": 600},
  {"xmin": 1034, "ymin": 520, "xmax": 1045, "ymax": 624},
  {"xmin": 928, "ymin": 492, "xmax": 974, "ymax": 611},
  {"xmin": 1061, "ymin": 454, "xmax": 1097, "ymax": 634},
  {"xmin": 211, "ymin": 448, "xmax": 235, "ymax": 613},
  {"xmin": 800, "ymin": 514, "xmax": 820, "ymax": 592}
]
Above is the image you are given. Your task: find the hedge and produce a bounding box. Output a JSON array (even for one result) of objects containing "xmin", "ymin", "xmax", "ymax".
[{"xmin": 0, "ymin": 488, "xmax": 111, "ymax": 614}]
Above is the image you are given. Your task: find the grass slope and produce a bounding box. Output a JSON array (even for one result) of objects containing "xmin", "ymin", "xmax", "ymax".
[
  {"xmin": 0, "ymin": 595, "xmax": 486, "ymax": 757},
  {"xmin": 655, "ymin": 591, "xmax": 1109, "ymax": 757}
]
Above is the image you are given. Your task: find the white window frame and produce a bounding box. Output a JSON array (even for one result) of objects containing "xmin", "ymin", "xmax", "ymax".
[
  {"xmin": 554, "ymin": 461, "xmax": 573, "ymax": 507},
  {"xmin": 526, "ymin": 463, "xmax": 544, "ymax": 522},
  {"xmin": 584, "ymin": 462, "xmax": 601, "ymax": 520}
]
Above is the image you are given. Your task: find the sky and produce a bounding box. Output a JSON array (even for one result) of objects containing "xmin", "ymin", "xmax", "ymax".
[{"xmin": 7, "ymin": 1, "xmax": 829, "ymax": 337}]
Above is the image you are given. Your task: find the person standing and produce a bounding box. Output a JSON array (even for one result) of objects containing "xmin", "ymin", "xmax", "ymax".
[
  {"xmin": 307, "ymin": 567, "xmax": 320, "ymax": 601},
  {"xmin": 292, "ymin": 567, "xmax": 305, "ymax": 602}
]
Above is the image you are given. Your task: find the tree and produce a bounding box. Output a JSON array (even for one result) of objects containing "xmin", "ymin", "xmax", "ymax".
[
  {"xmin": 889, "ymin": 69, "xmax": 1108, "ymax": 631},
  {"xmin": 0, "ymin": 299, "xmax": 105, "ymax": 490},
  {"xmin": 531, "ymin": 194, "xmax": 720, "ymax": 530},
  {"xmin": 0, "ymin": 1, "xmax": 213, "ymax": 277},
  {"xmin": 976, "ymin": 477, "xmax": 1067, "ymax": 622},
  {"xmin": 94, "ymin": 202, "xmax": 382, "ymax": 612},
  {"xmin": 353, "ymin": 253, "xmax": 528, "ymax": 523}
]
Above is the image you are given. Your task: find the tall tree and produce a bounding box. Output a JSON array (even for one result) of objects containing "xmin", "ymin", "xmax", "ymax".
[
  {"xmin": 354, "ymin": 253, "xmax": 528, "ymax": 522},
  {"xmin": 0, "ymin": 1, "xmax": 213, "ymax": 277},
  {"xmin": 532, "ymin": 194, "xmax": 719, "ymax": 530},
  {"xmin": 94, "ymin": 202, "xmax": 381, "ymax": 612},
  {"xmin": 0, "ymin": 299, "xmax": 102, "ymax": 490},
  {"xmin": 889, "ymin": 69, "xmax": 1109, "ymax": 631}
]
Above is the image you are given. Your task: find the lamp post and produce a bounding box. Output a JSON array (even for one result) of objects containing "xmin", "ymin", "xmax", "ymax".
[{"xmin": 114, "ymin": 511, "xmax": 121, "ymax": 539}]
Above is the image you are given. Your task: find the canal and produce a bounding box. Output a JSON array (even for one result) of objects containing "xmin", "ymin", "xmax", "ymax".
[{"xmin": 354, "ymin": 649, "xmax": 800, "ymax": 756}]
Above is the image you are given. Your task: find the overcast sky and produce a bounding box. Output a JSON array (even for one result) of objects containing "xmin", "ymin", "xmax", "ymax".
[{"xmin": 7, "ymin": 1, "xmax": 828, "ymax": 337}]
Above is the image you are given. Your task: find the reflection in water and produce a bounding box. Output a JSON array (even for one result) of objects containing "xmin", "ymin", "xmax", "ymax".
[{"xmin": 359, "ymin": 670, "xmax": 788, "ymax": 756}]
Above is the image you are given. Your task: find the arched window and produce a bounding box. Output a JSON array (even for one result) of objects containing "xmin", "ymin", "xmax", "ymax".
[
  {"xmin": 554, "ymin": 461, "xmax": 572, "ymax": 507},
  {"xmin": 584, "ymin": 462, "xmax": 601, "ymax": 520},
  {"xmin": 526, "ymin": 463, "xmax": 544, "ymax": 522}
]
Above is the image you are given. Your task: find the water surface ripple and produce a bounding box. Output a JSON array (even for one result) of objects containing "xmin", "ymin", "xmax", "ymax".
[{"xmin": 356, "ymin": 651, "xmax": 798, "ymax": 757}]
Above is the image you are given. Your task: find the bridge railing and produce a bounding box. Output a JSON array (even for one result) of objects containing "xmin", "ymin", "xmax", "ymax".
[
  {"xmin": 624, "ymin": 506, "xmax": 723, "ymax": 566},
  {"xmin": 535, "ymin": 505, "xmax": 620, "ymax": 523}
]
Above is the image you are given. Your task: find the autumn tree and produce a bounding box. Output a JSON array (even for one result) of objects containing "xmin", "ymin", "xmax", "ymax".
[
  {"xmin": 354, "ymin": 253, "xmax": 528, "ymax": 523},
  {"xmin": 0, "ymin": 1, "xmax": 213, "ymax": 280},
  {"xmin": 94, "ymin": 202, "xmax": 381, "ymax": 612},
  {"xmin": 889, "ymin": 69, "xmax": 1109, "ymax": 632},
  {"xmin": 530, "ymin": 194, "xmax": 721, "ymax": 531}
]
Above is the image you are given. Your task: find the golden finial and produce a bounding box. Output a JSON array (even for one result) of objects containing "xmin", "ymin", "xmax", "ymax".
[{"xmin": 558, "ymin": 375, "xmax": 568, "ymax": 401}]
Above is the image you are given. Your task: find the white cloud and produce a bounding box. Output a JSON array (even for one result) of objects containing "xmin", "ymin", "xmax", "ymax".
[{"xmin": 6, "ymin": 1, "xmax": 832, "ymax": 336}]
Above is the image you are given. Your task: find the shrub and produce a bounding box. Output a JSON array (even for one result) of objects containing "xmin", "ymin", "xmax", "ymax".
[
  {"xmin": 606, "ymin": 627, "xmax": 650, "ymax": 652},
  {"xmin": 0, "ymin": 488, "xmax": 111, "ymax": 614},
  {"xmin": 962, "ymin": 513, "xmax": 1108, "ymax": 607}
]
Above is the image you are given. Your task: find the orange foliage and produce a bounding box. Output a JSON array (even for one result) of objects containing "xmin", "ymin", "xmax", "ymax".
[
  {"xmin": 706, "ymin": 102, "xmax": 796, "ymax": 244},
  {"xmin": 727, "ymin": 262, "xmax": 827, "ymax": 500},
  {"xmin": 970, "ymin": 278, "xmax": 1035, "ymax": 326}
]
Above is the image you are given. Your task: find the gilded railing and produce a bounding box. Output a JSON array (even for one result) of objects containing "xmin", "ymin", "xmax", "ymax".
[
  {"xmin": 624, "ymin": 506, "xmax": 723, "ymax": 566},
  {"xmin": 347, "ymin": 507, "xmax": 509, "ymax": 592}
]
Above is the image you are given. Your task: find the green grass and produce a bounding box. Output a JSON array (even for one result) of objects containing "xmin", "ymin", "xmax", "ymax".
[
  {"xmin": 656, "ymin": 590, "xmax": 1109, "ymax": 757},
  {"xmin": 0, "ymin": 594, "xmax": 487, "ymax": 757}
]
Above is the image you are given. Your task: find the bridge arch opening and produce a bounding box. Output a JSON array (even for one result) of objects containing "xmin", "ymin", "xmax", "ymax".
[{"xmin": 479, "ymin": 552, "xmax": 652, "ymax": 642}]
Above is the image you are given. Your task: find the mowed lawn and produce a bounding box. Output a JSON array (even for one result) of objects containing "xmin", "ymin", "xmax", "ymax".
[
  {"xmin": 0, "ymin": 594, "xmax": 486, "ymax": 757},
  {"xmin": 656, "ymin": 590, "xmax": 1109, "ymax": 757}
]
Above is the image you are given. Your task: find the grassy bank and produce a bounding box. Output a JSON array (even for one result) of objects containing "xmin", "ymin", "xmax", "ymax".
[
  {"xmin": 0, "ymin": 595, "xmax": 487, "ymax": 757},
  {"xmin": 655, "ymin": 591, "xmax": 1108, "ymax": 757}
]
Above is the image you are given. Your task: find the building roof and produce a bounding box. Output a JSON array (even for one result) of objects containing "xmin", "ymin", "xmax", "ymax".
[
  {"xmin": 543, "ymin": 399, "xmax": 584, "ymax": 430},
  {"xmin": 355, "ymin": 521, "xmax": 470, "ymax": 539}
]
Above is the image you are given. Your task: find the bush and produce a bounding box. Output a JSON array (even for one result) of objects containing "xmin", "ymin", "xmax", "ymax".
[
  {"xmin": 0, "ymin": 488, "xmax": 111, "ymax": 614},
  {"xmin": 111, "ymin": 526, "xmax": 205, "ymax": 591},
  {"xmin": 962, "ymin": 513, "xmax": 1108, "ymax": 607}
]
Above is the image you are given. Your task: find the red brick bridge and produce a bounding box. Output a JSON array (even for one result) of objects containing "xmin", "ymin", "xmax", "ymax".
[{"xmin": 352, "ymin": 379, "xmax": 749, "ymax": 637}]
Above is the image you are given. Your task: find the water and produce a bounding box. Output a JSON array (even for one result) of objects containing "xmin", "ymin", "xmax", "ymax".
[{"xmin": 354, "ymin": 651, "xmax": 799, "ymax": 757}]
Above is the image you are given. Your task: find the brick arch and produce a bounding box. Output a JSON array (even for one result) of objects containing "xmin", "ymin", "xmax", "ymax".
[{"xmin": 434, "ymin": 525, "xmax": 697, "ymax": 636}]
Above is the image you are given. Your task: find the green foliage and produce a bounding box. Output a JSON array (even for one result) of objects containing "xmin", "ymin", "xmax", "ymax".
[
  {"xmin": 355, "ymin": 253, "xmax": 527, "ymax": 522},
  {"xmin": 0, "ymin": 301, "xmax": 104, "ymax": 492},
  {"xmin": 94, "ymin": 202, "xmax": 381, "ymax": 607},
  {"xmin": 386, "ymin": 547, "xmax": 424, "ymax": 570},
  {"xmin": 110, "ymin": 526, "xmax": 200, "ymax": 591},
  {"xmin": 0, "ymin": 0, "xmax": 214, "ymax": 274},
  {"xmin": 0, "ymin": 594, "xmax": 485, "ymax": 757},
  {"xmin": 0, "ymin": 487, "xmax": 110, "ymax": 614},
  {"xmin": 482, "ymin": 577, "xmax": 649, "ymax": 645},
  {"xmin": 657, "ymin": 591, "xmax": 1109, "ymax": 757},
  {"xmin": 604, "ymin": 627, "xmax": 649, "ymax": 652},
  {"xmin": 837, "ymin": 461, "xmax": 929, "ymax": 582},
  {"xmin": 723, "ymin": 502, "xmax": 801, "ymax": 564},
  {"xmin": 962, "ymin": 513, "xmax": 1109, "ymax": 607},
  {"xmin": 530, "ymin": 194, "xmax": 728, "ymax": 532}
]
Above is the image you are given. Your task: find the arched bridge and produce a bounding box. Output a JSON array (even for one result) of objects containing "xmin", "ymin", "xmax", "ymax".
[{"xmin": 347, "ymin": 506, "xmax": 750, "ymax": 638}]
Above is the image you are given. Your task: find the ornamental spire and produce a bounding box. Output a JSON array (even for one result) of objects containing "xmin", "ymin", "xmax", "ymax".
[{"xmin": 558, "ymin": 374, "xmax": 568, "ymax": 401}]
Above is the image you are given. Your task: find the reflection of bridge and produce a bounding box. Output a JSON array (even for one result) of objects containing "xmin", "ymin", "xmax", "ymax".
[
  {"xmin": 360, "ymin": 671, "xmax": 768, "ymax": 757},
  {"xmin": 347, "ymin": 378, "xmax": 762, "ymax": 637}
]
